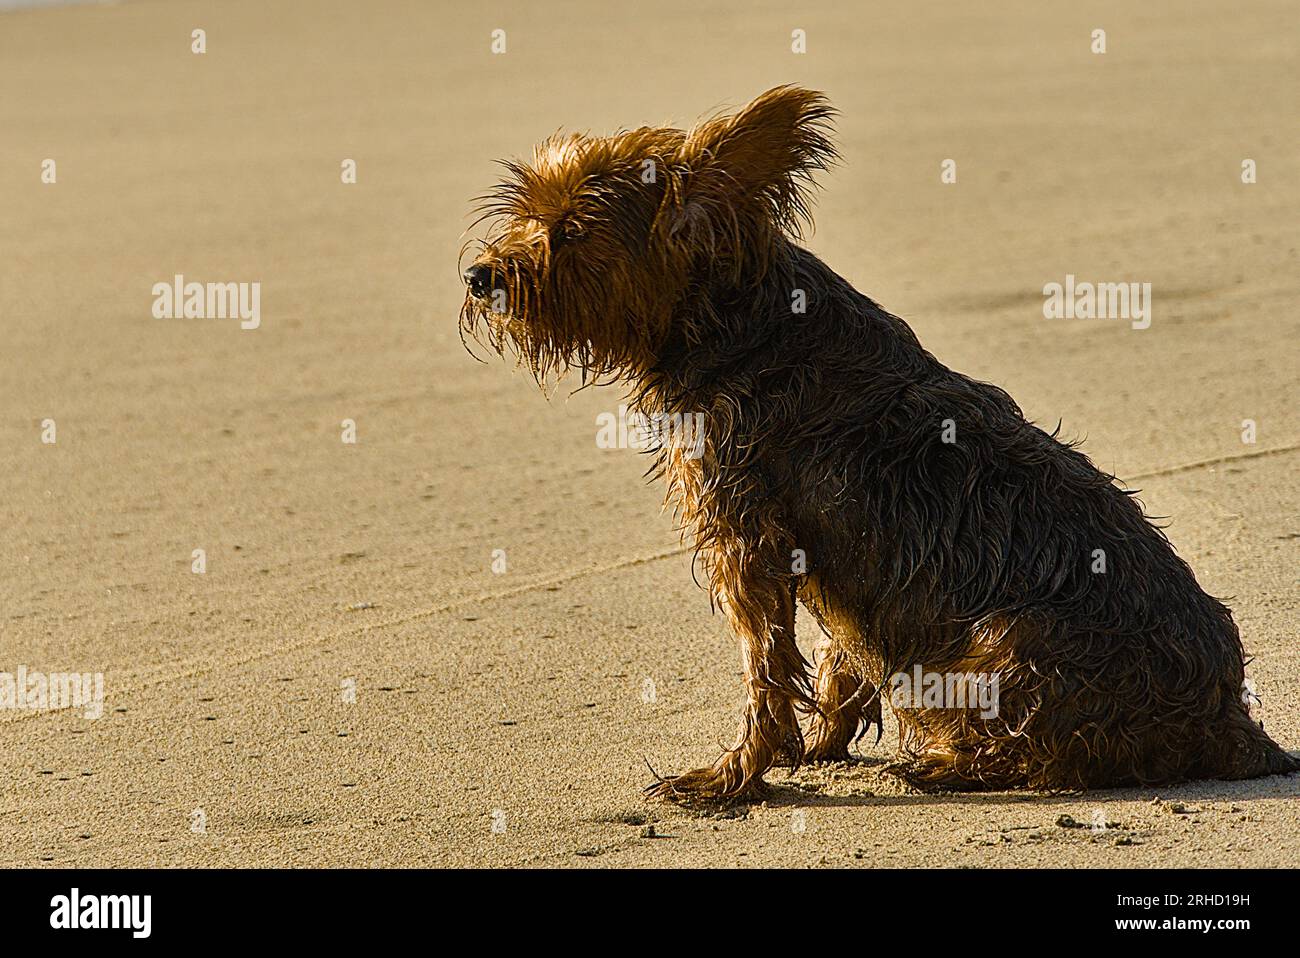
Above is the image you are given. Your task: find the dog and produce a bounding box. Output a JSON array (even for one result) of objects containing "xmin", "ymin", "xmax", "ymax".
[{"xmin": 460, "ymin": 85, "xmax": 1297, "ymax": 801}]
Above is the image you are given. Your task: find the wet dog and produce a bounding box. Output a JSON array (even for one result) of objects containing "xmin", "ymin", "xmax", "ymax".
[{"xmin": 461, "ymin": 86, "xmax": 1297, "ymax": 800}]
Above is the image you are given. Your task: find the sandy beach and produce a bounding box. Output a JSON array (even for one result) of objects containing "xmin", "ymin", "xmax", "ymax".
[{"xmin": 0, "ymin": 0, "xmax": 1296, "ymax": 867}]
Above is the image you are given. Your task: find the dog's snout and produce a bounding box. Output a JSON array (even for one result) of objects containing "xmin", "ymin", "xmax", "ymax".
[{"xmin": 464, "ymin": 264, "xmax": 493, "ymax": 299}]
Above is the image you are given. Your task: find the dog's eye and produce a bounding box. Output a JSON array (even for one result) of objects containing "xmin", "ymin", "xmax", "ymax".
[{"xmin": 552, "ymin": 218, "xmax": 583, "ymax": 247}]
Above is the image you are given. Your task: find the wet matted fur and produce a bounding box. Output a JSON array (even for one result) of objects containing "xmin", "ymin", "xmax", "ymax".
[{"xmin": 460, "ymin": 85, "xmax": 1297, "ymax": 801}]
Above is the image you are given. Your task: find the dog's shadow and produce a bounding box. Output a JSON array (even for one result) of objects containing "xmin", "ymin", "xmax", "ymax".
[{"xmin": 761, "ymin": 754, "xmax": 1300, "ymax": 810}]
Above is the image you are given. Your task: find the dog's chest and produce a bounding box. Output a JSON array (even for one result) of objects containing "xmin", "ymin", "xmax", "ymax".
[{"xmin": 659, "ymin": 446, "xmax": 708, "ymax": 530}]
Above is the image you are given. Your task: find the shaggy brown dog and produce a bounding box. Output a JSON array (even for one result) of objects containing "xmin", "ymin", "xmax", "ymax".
[{"xmin": 460, "ymin": 86, "xmax": 1297, "ymax": 801}]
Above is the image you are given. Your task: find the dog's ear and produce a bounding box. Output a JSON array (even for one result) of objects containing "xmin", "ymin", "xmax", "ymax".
[{"xmin": 664, "ymin": 86, "xmax": 838, "ymax": 249}]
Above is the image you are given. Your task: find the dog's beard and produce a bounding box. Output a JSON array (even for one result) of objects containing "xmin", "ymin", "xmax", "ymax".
[
  {"xmin": 460, "ymin": 291, "xmax": 529, "ymax": 357},
  {"xmin": 460, "ymin": 277, "xmax": 646, "ymax": 387},
  {"xmin": 459, "ymin": 281, "xmax": 581, "ymax": 385}
]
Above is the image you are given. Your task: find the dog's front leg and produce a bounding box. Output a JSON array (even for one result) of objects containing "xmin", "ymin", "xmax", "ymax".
[{"xmin": 647, "ymin": 573, "xmax": 813, "ymax": 803}]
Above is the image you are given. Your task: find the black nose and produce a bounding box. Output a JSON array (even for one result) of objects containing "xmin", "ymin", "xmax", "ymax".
[{"xmin": 464, "ymin": 264, "xmax": 493, "ymax": 299}]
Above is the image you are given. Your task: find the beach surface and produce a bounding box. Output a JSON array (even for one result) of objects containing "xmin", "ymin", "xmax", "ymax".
[{"xmin": 0, "ymin": 0, "xmax": 1296, "ymax": 867}]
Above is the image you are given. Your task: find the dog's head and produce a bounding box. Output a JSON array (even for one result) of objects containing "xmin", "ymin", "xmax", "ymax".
[{"xmin": 460, "ymin": 85, "xmax": 838, "ymax": 382}]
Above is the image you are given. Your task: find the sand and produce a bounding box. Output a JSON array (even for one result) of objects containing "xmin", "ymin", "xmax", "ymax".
[{"xmin": 0, "ymin": 0, "xmax": 1296, "ymax": 867}]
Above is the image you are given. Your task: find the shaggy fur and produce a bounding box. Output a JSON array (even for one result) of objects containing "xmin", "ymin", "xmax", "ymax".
[{"xmin": 460, "ymin": 86, "xmax": 1297, "ymax": 801}]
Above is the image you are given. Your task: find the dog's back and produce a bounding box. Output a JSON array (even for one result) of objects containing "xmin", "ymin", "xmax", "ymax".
[{"xmin": 647, "ymin": 239, "xmax": 1297, "ymax": 790}]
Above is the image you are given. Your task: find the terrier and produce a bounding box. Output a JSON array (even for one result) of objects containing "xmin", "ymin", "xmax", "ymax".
[{"xmin": 461, "ymin": 86, "xmax": 1297, "ymax": 801}]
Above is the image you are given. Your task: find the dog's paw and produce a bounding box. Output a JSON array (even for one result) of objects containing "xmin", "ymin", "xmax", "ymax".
[
  {"xmin": 802, "ymin": 743, "xmax": 854, "ymax": 765},
  {"xmin": 644, "ymin": 765, "xmax": 768, "ymax": 806},
  {"xmin": 882, "ymin": 759, "xmax": 972, "ymax": 793},
  {"xmin": 770, "ymin": 739, "xmax": 804, "ymax": 768}
]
